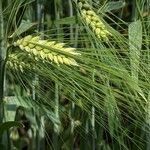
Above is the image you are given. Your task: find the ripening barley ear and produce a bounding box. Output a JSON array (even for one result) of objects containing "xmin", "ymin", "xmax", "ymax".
[
  {"xmin": 7, "ymin": 54, "xmax": 32, "ymax": 72},
  {"xmin": 77, "ymin": 0, "xmax": 112, "ymax": 41},
  {"xmin": 13, "ymin": 35, "xmax": 80, "ymax": 66}
]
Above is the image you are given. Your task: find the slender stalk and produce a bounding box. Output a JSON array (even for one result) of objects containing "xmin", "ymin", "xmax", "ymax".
[
  {"xmin": 91, "ymin": 70, "xmax": 96, "ymax": 150},
  {"xmin": 53, "ymin": 83, "xmax": 60, "ymax": 150},
  {"xmin": 68, "ymin": 0, "xmax": 75, "ymax": 149},
  {"xmin": 146, "ymin": 1, "xmax": 150, "ymax": 148},
  {"xmin": 36, "ymin": 0, "xmax": 46, "ymax": 149},
  {"xmin": 53, "ymin": 1, "xmax": 61, "ymax": 149},
  {"xmin": 0, "ymin": 0, "xmax": 6, "ymax": 123},
  {"xmin": 35, "ymin": 1, "xmax": 45, "ymax": 150},
  {"xmin": 68, "ymin": 0, "xmax": 74, "ymax": 42},
  {"xmin": 54, "ymin": 83, "xmax": 59, "ymax": 132},
  {"xmin": 37, "ymin": 0, "xmax": 44, "ymax": 33},
  {"xmin": 146, "ymin": 91, "xmax": 150, "ymax": 150},
  {"xmin": 70, "ymin": 90, "xmax": 75, "ymax": 149},
  {"xmin": 0, "ymin": 0, "xmax": 7, "ymax": 146}
]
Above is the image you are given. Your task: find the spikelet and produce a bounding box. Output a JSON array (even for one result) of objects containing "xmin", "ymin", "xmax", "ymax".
[
  {"xmin": 13, "ymin": 35, "xmax": 80, "ymax": 66},
  {"xmin": 77, "ymin": 0, "xmax": 111, "ymax": 40}
]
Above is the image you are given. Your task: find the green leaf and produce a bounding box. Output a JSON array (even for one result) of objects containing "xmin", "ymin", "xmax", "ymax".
[
  {"xmin": 0, "ymin": 121, "xmax": 23, "ymax": 136},
  {"xmin": 104, "ymin": 81, "xmax": 120, "ymax": 136},
  {"xmin": 9, "ymin": 20, "xmax": 36, "ymax": 38},
  {"xmin": 101, "ymin": 1, "xmax": 126, "ymax": 13},
  {"xmin": 129, "ymin": 20, "xmax": 147, "ymax": 101},
  {"xmin": 129, "ymin": 20, "xmax": 142, "ymax": 81},
  {"xmin": 54, "ymin": 16, "xmax": 76, "ymax": 25}
]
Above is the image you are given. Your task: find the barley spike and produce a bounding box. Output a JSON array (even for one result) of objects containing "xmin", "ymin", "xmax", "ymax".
[
  {"xmin": 7, "ymin": 54, "xmax": 32, "ymax": 72},
  {"xmin": 13, "ymin": 35, "xmax": 80, "ymax": 66},
  {"xmin": 77, "ymin": 0, "xmax": 111, "ymax": 40}
]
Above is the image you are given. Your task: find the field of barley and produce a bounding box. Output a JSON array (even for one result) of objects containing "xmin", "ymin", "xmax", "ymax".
[{"xmin": 0, "ymin": 0, "xmax": 150, "ymax": 150}]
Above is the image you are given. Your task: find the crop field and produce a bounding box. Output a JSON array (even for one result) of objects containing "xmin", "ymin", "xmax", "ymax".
[{"xmin": 0, "ymin": 0, "xmax": 150, "ymax": 150}]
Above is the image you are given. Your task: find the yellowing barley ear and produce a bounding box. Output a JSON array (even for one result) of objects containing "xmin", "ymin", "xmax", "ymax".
[
  {"xmin": 77, "ymin": 0, "xmax": 111, "ymax": 41},
  {"xmin": 13, "ymin": 35, "xmax": 80, "ymax": 66}
]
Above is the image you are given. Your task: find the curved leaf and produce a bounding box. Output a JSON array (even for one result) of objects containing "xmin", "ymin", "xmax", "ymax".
[{"xmin": 0, "ymin": 121, "xmax": 23, "ymax": 137}]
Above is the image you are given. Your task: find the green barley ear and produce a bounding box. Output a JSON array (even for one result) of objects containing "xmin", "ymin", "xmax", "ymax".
[
  {"xmin": 7, "ymin": 54, "xmax": 32, "ymax": 72},
  {"xmin": 77, "ymin": 0, "xmax": 111, "ymax": 41},
  {"xmin": 13, "ymin": 35, "xmax": 80, "ymax": 66}
]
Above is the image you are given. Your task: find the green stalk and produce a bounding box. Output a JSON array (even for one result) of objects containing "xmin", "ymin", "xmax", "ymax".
[
  {"xmin": 91, "ymin": 70, "xmax": 96, "ymax": 150},
  {"xmin": 70, "ymin": 90, "xmax": 75, "ymax": 150},
  {"xmin": 0, "ymin": 0, "xmax": 5, "ymax": 117},
  {"xmin": 35, "ymin": 0, "xmax": 45, "ymax": 150},
  {"xmin": 68, "ymin": 0, "xmax": 75, "ymax": 149},
  {"xmin": 53, "ymin": 1, "xmax": 61, "ymax": 149},
  {"xmin": 0, "ymin": 0, "xmax": 7, "ymax": 146},
  {"xmin": 54, "ymin": 83, "xmax": 59, "ymax": 132},
  {"xmin": 54, "ymin": 0, "xmax": 60, "ymax": 123},
  {"xmin": 146, "ymin": 91, "xmax": 150, "ymax": 150},
  {"xmin": 53, "ymin": 83, "xmax": 59, "ymax": 150},
  {"xmin": 68, "ymin": 0, "xmax": 74, "ymax": 42}
]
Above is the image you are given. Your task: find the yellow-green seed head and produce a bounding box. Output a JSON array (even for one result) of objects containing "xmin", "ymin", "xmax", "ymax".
[
  {"xmin": 78, "ymin": 0, "xmax": 111, "ymax": 40},
  {"xmin": 13, "ymin": 35, "xmax": 80, "ymax": 66},
  {"xmin": 7, "ymin": 54, "xmax": 32, "ymax": 72}
]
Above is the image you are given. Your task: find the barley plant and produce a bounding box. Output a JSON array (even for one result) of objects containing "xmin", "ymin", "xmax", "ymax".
[{"xmin": 0, "ymin": 0, "xmax": 150, "ymax": 150}]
